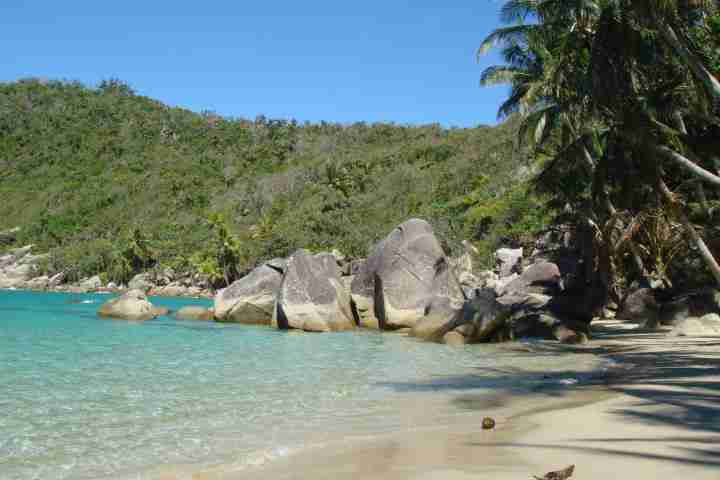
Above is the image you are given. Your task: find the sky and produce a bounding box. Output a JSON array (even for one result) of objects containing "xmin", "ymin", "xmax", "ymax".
[{"xmin": 0, "ymin": 1, "xmax": 507, "ymax": 127}]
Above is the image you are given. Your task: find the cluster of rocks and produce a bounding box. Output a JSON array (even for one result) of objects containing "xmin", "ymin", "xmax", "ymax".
[
  {"xmin": 212, "ymin": 218, "xmax": 592, "ymax": 344},
  {"xmin": 126, "ymin": 269, "xmax": 211, "ymax": 297},
  {"xmin": 617, "ymin": 287, "xmax": 720, "ymax": 336},
  {"xmin": 0, "ymin": 238, "xmax": 212, "ymax": 297},
  {"xmin": 6, "ymin": 223, "xmax": 718, "ymax": 340},
  {"xmin": 0, "ymin": 245, "xmax": 56, "ymax": 290}
]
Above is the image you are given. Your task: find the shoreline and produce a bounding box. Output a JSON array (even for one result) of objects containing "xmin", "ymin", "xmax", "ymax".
[
  {"xmin": 0, "ymin": 286, "xmax": 214, "ymax": 300},
  {"xmin": 174, "ymin": 320, "xmax": 720, "ymax": 480},
  {"xmin": 5, "ymin": 288, "xmax": 718, "ymax": 479}
]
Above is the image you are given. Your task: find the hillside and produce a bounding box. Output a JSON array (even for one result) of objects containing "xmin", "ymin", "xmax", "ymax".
[{"xmin": 0, "ymin": 79, "xmax": 551, "ymax": 285}]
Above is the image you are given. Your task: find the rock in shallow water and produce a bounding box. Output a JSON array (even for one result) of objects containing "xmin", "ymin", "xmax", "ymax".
[
  {"xmin": 174, "ymin": 306, "xmax": 214, "ymax": 321},
  {"xmin": 214, "ymin": 264, "xmax": 282, "ymax": 325},
  {"xmin": 97, "ymin": 289, "xmax": 160, "ymax": 321},
  {"xmin": 273, "ymin": 250, "xmax": 355, "ymax": 332}
]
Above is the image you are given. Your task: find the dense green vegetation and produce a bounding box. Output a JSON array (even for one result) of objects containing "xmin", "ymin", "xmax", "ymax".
[
  {"xmin": 0, "ymin": 79, "xmax": 551, "ymax": 286},
  {"xmin": 481, "ymin": 0, "xmax": 720, "ymax": 303}
]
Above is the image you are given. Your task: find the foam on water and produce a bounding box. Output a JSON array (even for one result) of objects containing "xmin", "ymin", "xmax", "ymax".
[{"xmin": 0, "ymin": 290, "xmax": 602, "ymax": 479}]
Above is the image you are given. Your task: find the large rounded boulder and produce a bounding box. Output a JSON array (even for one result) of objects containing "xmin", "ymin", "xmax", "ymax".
[
  {"xmin": 214, "ymin": 264, "xmax": 282, "ymax": 325},
  {"xmin": 273, "ymin": 250, "xmax": 355, "ymax": 332},
  {"xmin": 351, "ymin": 218, "xmax": 465, "ymax": 330},
  {"xmin": 97, "ymin": 289, "xmax": 159, "ymax": 321}
]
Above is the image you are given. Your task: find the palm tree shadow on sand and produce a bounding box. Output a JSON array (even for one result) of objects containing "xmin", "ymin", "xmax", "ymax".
[{"xmin": 377, "ymin": 325, "xmax": 720, "ymax": 469}]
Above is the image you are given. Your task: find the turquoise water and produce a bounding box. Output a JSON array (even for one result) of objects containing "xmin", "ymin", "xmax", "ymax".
[{"xmin": 0, "ymin": 290, "xmax": 601, "ymax": 479}]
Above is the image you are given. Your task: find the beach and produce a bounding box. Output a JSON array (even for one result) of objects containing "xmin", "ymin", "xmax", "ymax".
[
  {"xmin": 2, "ymin": 291, "xmax": 718, "ymax": 479},
  {"xmin": 186, "ymin": 320, "xmax": 720, "ymax": 480}
]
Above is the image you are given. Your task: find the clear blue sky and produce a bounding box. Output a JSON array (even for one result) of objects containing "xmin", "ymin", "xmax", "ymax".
[{"xmin": 1, "ymin": 1, "xmax": 507, "ymax": 127}]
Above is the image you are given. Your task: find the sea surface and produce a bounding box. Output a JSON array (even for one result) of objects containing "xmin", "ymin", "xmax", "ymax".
[{"xmin": 0, "ymin": 290, "xmax": 603, "ymax": 479}]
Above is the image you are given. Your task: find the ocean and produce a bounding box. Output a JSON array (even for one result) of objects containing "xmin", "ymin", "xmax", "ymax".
[{"xmin": 0, "ymin": 290, "xmax": 601, "ymax": 479}]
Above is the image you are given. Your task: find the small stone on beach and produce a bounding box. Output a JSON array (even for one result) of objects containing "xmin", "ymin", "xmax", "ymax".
[
  {"xmin": 481, "ymin": 417, "xmax": 495, "ymax": 430},
  {"xmin": 533, "ymin": 464, "xmax": 574, "ymax": 480}
]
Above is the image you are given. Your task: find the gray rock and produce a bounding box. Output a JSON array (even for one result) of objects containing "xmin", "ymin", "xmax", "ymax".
[
  {"xmin": 150, "ymin": 282, "xmax": 191, "ymax": 297},
  {"xmin": 495, "ymin": 247, "xmax": 523, "ymax": 277},
  {"xmin": 273, "ymin": 250, "xmax": 355, "ymax": 332},
  {"xmin": 670, "ymin": 314, "xmax": 720, "ymax": 337},
  {"xmin": 25, "ymin": 275, "xmax": 49, "ymax": 290},
  {"xmin": 215, "ymin": 264, "xmax": 282, "ymax": 325},
  {"xmin": 496, "ymin": 292, "xmax": 552, "ymax": 311},
  {"xmin": 155, "ymin": 268, "xmax": 176, "ymax": 286},
  {"xmin": 350, "ymin": 219, "xmax": 464, "ymax": 330},
  {"xmin": 490, "ymin": 273, "xmax": 518, "ymax": 296},
  {"xmin": 48, "ymin": 272, "xmax": 65, "ymax": 287},
  {"xmin": 0, "ymin": 245, "xmax": 47, "ymax": 288},
  {"xmin": 0, "ymin": 245, "xmax": 34, "ymax": 268},
  {"xmin": 477, "ymin": 270, "xmax": 499, "ymax": 284},
  {"xmin": 502, "ymin": 262, "xmax": 563, "ymax": 296},
  {"xmin": 449, "ymin": 241, "xmax": 476, "ymax": 279},
  {"xmin": 411, "ymin": 291, "xmax": 465, "ymax": 342},
  {"xmin": 264, "ymin": 257, "xmax": 288, "ymax": 273},
  {"xmin": 462, "ymin": 285, "xmax": 479, "ymax": 300},
  {"xmin": 463, "ymin": 289, "xmax": 512, "ymax": 341},
  {"xmin": 78, "ymin": 275, "xmax": 102, "ymax": 290},
  {"xmin": 97, "ymin": 289, "xmax": 159, "ymax": 321},
  {"xmin": 174, "ymin": 306, "xmax": 214, "ymax": 321},
  {"xmin": 413, "ymin": 289, "xmax": 508, "ymax": 344},
  {"xmin": 349, "ymin": 259, "xmax": 365, "ymax": 276},
  {"xmin": 128, "ymin": 273, "xmax": 155, "ymax": 292},
  {"xmin": 457, "ymin": 271, "xmax": 481, "ymax": 289},
  {"xmin": 617, "ymin": 288, "xmax": 658, "ymax": 324}
]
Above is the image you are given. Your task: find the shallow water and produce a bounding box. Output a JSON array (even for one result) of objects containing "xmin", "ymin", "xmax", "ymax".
[{"xmin": 0, "ymin": 290, "xmax": 602, "ymax": 479}]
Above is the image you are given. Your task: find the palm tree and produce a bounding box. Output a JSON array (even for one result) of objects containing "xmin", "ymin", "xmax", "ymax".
[{"xmin": 481, "ymin": 0, "xmax": 720, "ymax": 287}]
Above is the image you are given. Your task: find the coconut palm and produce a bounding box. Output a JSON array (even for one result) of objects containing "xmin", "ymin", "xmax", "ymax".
[{"xmin": 482, "ymin": 0, "xmax": 720, "ymax": 287}]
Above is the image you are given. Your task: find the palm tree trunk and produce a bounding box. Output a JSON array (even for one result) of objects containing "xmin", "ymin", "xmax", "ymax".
[
  {"xmin": 582, "ymin": 144, "xmax": 649, "ymax": 278},
  {"xmin": 658, "ymin": 178, "xmax": 720, "ymax": 286},
  {"xmin": 656, "ymin": 19, "xmax": 720, "ymax": 107},
  {"xmin": 652, "ymin": 145, "xmax": 720, "ymax": 187},
  {"xmin": 672, "ymin": 111, "xmax": 710, "ymax": 213}
]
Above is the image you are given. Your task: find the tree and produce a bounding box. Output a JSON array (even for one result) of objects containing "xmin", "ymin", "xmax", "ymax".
[{"xmin": 481, "ymin": 0, "xmax": 720, "ymax": 290}]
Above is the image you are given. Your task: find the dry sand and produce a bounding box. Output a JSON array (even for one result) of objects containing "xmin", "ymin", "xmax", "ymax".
[{"xmin": 161, "ymin": 320, "xmax": 720, "ymax": 480}]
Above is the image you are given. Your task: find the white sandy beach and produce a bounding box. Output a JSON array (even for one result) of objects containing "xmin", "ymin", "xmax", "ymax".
[{"xmin": 174, "ymin": 320, "xmax": 720, "ymax": 480}]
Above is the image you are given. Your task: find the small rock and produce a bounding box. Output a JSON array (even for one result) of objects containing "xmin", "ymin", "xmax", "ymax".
[
  {"xmin": 174, "ymin": 306, "xmax": 214, "ymax": 321},
  {"xmin": 481, "ymin": 417, "xmax": 496, "ymax": 430},
  {"xmin": 128, "ymin": 273, "xmax": 155, "ymax": 292},
  {"xmin": 534, "ymin": 465, "xmax": 575, "ymax": 480},
  {"xmin": 78, "ymin": 275, "xmax": 102, "ymax": 291},
  {"xmin": 495, "ymin": 247, "xmax": 523, "ymax": 277},
  {"xmin": 617, "ymin": 288, "xmax": 658, "ymax": 324}
]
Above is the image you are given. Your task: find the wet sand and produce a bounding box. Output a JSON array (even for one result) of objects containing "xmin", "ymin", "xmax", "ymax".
[{"xmin": 154, "ymin": 320, "xmax": 720, "ymax": 480}]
